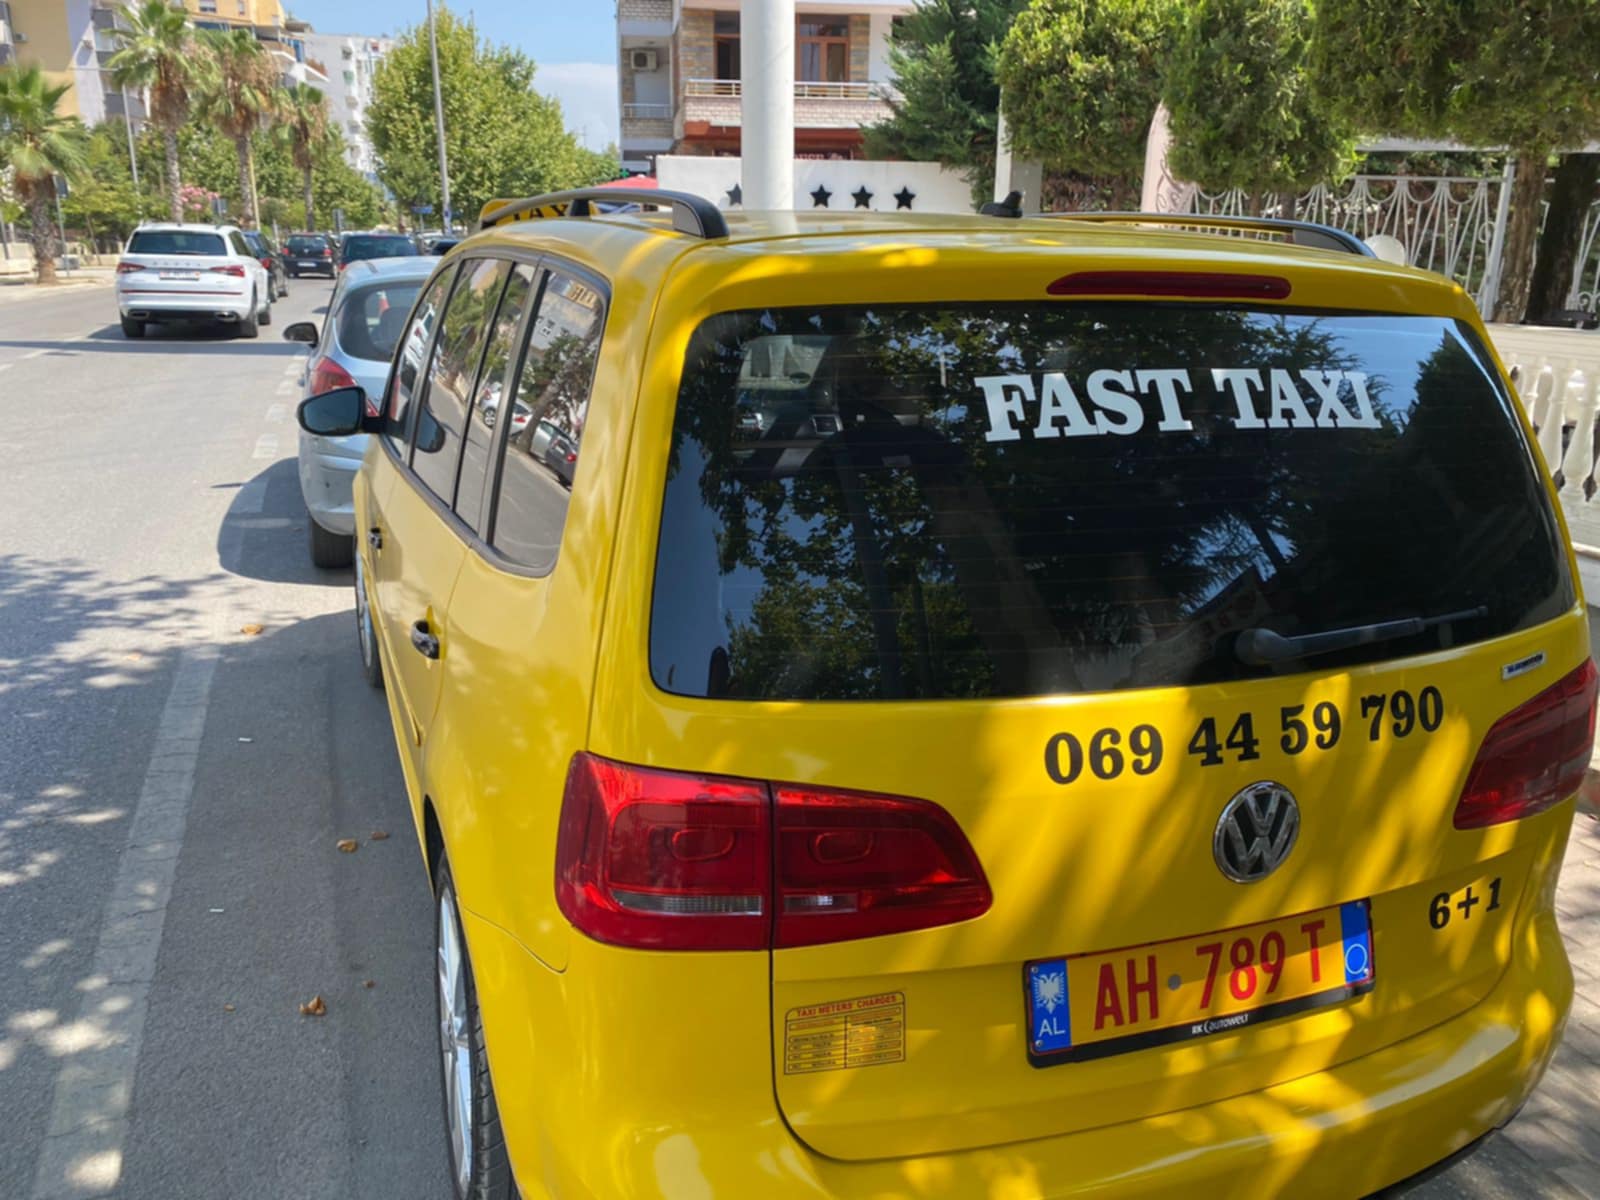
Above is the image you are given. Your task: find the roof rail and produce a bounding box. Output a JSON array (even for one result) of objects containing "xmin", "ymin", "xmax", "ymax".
[
  {"xmin": 477, "ymin": 188, "xmax": 729, "ymax": 239},
  {"xmin": 1039, "ymin": 212, "xmax": 1375, "ymax": 258}
]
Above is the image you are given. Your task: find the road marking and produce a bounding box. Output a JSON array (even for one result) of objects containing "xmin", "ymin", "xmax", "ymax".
[
  {"xmin": 252, "ymin": 435, "xmax": 278, "ymax": 460},
  {"xmin": 283, "ymin": 360, "xmax": 303, "ymax": 378},
  {"xmin": 0, "ymin": 363, "xmax": 12, "ymax": 373},
  {"xmin": 234, "ymin": 474, "xmax": 268, "ymax": 514},
  {"xmin": 274, "ymin": 379, "xmax": 297, "ymax": 396},
  {"xmin": 265, "ymin": 403, "xmax": 286, "ymax": 423},
  {"xmin": 30, "ymin": 650, "xmax": 219, "ymax": 1200}
]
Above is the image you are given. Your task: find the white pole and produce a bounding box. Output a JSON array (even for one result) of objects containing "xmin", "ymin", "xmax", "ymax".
[
  {"xmin": 1480, "ymin": 159, "xmax": 1517, "ymax": 316},
  {"xmin": 426, "ymin": 0, "xmax": 452, "ymax": 232},
  {"xmin": 122, "ymin": 89, "xmax": 140, "ymax": 189},
  {"xmin": 741, "ymin": 0, "xmax": 794, "ymax": 210}
]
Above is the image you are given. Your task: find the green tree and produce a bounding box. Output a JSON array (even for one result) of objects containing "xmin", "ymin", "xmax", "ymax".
[
  {"xmin": 61, "ymin": 126, "xmax": 149, "ymax": 248},
  {"xmin": 1312, "ymin": 0, "xmax": 1600, "ymax": 321},
  {"xmin": 277, "ymin": 83, "xmax": 329, "ymax": 230},
  {"xmin": 365, "ymin": 6, "xmax": 612, "ymax": 228},
  {"xmin": 107, "ymin": 0, "xmax": 204, "ymax": 222},
  {"xmin": 1165, "ymin": 0, "xmax": 1355, "ymax": 214},
  {"xmin": 0, "ymin": 65, "xmax": 90, "ymax": 283},
  {"xmin": 863, "ymin": 0, "xmax": 1026, "ymax": 202},
  {"xmin": 195, "ymin": 28, "xmax": 277, "ymax": 228},
  {"xmin": 997, "ymin": 0, "xmax": 1179, "ymax": 207}
]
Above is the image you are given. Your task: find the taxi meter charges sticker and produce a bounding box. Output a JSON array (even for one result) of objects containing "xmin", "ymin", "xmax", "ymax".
[
  {"xmin": 975, "ymin": 366, "xmax": 1384, "ymax": 443},
  {"xmin": 784, "ymin": 993, "xmax": 906, "ymax": 1074},
  {"xmin": 1025, "ymin": 901, "xmax": 1375, "ymax": 1065}
]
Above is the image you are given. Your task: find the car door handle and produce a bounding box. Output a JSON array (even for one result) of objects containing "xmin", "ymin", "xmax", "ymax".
[
  {"xmin": 410, "ymin": 620, "xmax": 440, "ymax": 660},
  {"xmin": 367, "ymin": 527, "xmax": 383, "ymax": 551}
]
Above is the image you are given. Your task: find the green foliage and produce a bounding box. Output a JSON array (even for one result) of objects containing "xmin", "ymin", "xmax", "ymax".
[
  {"xmin": 60, "ymin": 126, "xmax": 149, "ymax": 244},
  {"xmin": 863, "ymin": 0, "xmax": 1027, "ymax": 198},
  {"xmin": 997, "ymin": 0, "xmax": 1178, "ymax": 192},
  {"xmin": 0, "ymin": 63, "xmax": 91, "ymax": 280},
  {"xmin": 1165, "ymin": 0, "xmax": 1356, "ymax": 197},
  {"xmin": 1310, "ymin": 0, "xmax": 1600, "ymax": 153},
  {"xmin": 365, "ymin": 6, "xmax": 615, "ymax": 225},
  {"xmin": 107, "ymin": 0, "xmax": 202, "ymax": 132}
]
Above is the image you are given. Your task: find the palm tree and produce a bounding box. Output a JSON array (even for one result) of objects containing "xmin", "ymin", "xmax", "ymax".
[
  {"xmin": 196, "ymin": 29, "xmax": 278, "ymax": 229},
  {"xmin": 107, "ymin": 0, "xmax": 203, "ymax": 223},
  {"xmin": 278, "ymin": 83, "xmax": 329, "ymax": 230},
  {"xmin": 0, "ymin": 66, "xmax": 90, "ymax": 284}
]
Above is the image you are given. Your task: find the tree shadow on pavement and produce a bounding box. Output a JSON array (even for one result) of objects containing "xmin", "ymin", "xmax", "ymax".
[{"xmin": 216, "ymin": 456, "xmax": 349, "ymax": 589}]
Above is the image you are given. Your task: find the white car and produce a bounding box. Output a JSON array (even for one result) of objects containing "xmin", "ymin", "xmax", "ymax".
[{"xmin": 114, "ymin": 223, "xmax": 273, "ymax": 339}]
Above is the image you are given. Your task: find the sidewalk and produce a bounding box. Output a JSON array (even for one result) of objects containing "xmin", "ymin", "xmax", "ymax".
[{"xmin": 0, "ymin": 266, "xmax": 116, "ymax": 301}]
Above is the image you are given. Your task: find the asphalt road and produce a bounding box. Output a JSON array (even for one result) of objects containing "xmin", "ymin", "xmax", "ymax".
[
  {"xmin": 0, "ymin": 280, "xmax": 450, "ymax": 1200},
  {"xmin": 0, "ymin": 279, "xmax": 1595, "ymax": 1200}
]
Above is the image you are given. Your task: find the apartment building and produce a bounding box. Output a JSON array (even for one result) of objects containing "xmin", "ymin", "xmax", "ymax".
[
  {"xmin": 618, "ymin": 0, "xmax": 910, "ymax": 175},
  {"xmin": 1, "ymin": 0, "xmax": 148, "ymax": 125},
  {"xmin": 182, "ymin": 0, "xmax": 327, "ymax": 88},
  {"xmin": 301, "ymin": 30, "xmax": 393, "ymax": 182}
]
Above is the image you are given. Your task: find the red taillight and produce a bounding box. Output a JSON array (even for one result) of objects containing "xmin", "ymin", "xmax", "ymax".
[
  {"xmin": 774, "ymin": 783, "xmax": 992, "ymax": 947},
  {"xmin": 210, "ymin": 264, "xmax": 247, "ymax": 278},
  {"xmin": 308, "ymin": 356, "xmax": 357, "ymax": 398},
  {"xmin": 321, "ymin": 247, "xmax": 332, "ymax": 258},
  {"xmin": 259, "ymin": 257, "xmax": 272, "ymax": 271},
  {"xmin": 1454, "ymin": 660, "xmax": 1598, "ymax": 829},
  {"xmin": 555, "ymin": 755, "xmax": 771, "ymax": 950},
  {"xmin": 554, "ymin": 754, "xmax": 991, "ymax": 951},
  {"xmin": 116, "ymin": 261, "xmax": 143, "ymax": 274},
  {"xmin": 1046, "ymin": 271, "xmax": 1292, "ymax": 300}
]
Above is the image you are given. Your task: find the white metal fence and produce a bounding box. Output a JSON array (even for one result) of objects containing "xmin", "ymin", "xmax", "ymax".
[{"xmin": 1178, "ymin": 172, "xmax": 1600, "ymax": 317}]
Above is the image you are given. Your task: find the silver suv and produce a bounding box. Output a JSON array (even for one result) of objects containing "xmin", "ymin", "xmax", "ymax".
[{"xmin": 115, "ymin": 223, "xmax": 273, "ymax": 339}]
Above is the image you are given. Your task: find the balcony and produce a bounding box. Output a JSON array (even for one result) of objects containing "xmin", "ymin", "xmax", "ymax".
[
  {"xmin": 681, "ymin": 79, "xmax": 894, "ymax": 131},
  {"xmin": 622, "ymin": 102, "xmax": 674, "ymax": 143}
]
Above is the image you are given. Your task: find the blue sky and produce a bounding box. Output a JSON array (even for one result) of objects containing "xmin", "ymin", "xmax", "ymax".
[{"xmin": 290, "ymin": 1, "xmax": 619, "ymax": 150}]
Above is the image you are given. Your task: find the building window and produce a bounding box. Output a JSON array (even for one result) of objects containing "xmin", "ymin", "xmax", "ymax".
[
  {"xmin": 198, "ymin": 0, "xmax": 217, "ymax": 12},
  {"xmin": 236, "ymin": 0, "xmax": 246, "ymax": 14},
  {"xmin": 713, "ymin": 11, "xmax": 739, "ymax": 80},
  {"xmin": 797, "ymin": 15, "xmax": 847, "ymax": 82}
]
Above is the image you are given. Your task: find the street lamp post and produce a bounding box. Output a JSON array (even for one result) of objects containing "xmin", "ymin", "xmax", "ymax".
[
  {"xmin": 426, "ymin": 0, "xmax": 452, "ymax": 233},
  {"xmin": 122, "ymin": 88, "xmax": 140, "ymax": 189}
]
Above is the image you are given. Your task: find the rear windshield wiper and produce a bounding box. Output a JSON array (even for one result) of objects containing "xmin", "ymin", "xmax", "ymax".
[{"xmin": 1235, "ymin": 606, "xmax": 1489, "ymax": 666}]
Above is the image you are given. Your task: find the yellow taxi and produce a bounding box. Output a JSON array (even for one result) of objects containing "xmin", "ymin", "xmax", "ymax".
[{"xmin": 295, "ymin": 190, "xmax": 1593, "ymax": 1200}]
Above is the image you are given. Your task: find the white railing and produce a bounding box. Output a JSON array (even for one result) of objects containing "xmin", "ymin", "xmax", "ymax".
[
  {"xmin": 683, "ymin": 78, "xmax": 889, "ymax": 101},
  {"xmin": 1494, "ymin": 326, "xmax": 1600, "ymax": 592},
  {"xmin": 622, "ymin": 103, "xmax": 672, "ymax": 120}
]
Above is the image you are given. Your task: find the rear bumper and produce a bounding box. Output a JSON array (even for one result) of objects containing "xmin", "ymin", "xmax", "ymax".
[
  {"xmin": 465, "ymin": 874, "xmax": 1573, "ymax": 1200},
  {"xmin": 118, "ymin": 286, "xmax": 253, "ymax": 321},
  {"xmin": 297, "ymin": 431, "xmax": 364, "ymax": 535}
]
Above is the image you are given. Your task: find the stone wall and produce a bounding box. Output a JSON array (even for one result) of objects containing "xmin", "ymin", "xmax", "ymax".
[
  {"xmin": 848, "ymin": 14, "xmax": 870, "ymax": 83},
  {"xmin": 679, "ymin": 7, "xmax": 714, "ymax": 81}
]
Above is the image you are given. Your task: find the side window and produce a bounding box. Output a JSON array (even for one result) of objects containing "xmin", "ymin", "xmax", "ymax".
[
  {"xmin": 384, "ymin": 271, "xmax": 453, "ymax": 456},
  {"xmin": 229, "ymin": 231, "xmax": 251, "ymax": 257},
  {"xmin": 411, "ymin": 257, "xmax": 511, "ymax": 504},
  {"xmin": 455, "ymin": 263, "xmax": 537, "ymax": 534},
  {"xmin": 491, "ymin": 268, "xmax": 605, "ymax": 572}
]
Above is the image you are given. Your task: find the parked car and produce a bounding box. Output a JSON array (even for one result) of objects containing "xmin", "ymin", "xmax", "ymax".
[
  {"xmin": 285, "ymin": 232, "xmax": 337, "ymax": 278},
  {"xmin": 297, "ymin": 190, "xmax": 1591, "ymax": 1200},
  {"xmin": 115, "ymin": 222, "xmax": 272, "ymax": 339},
  {"xmin": 338, "ymin": 231, "xmax": 419, "ymax": 272},
  {"xmin": 240, "ymin": 229, "xmax": 290, "ymax": 300},
  {"xmin": 283, "ymin": 256, "xmax": 436, "ymax": 567}
]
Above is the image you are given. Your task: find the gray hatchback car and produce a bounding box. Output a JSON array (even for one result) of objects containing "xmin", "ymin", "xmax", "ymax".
[{"xmin": 285, "ymin": 256, "xmax": 437, "ymax": 566}]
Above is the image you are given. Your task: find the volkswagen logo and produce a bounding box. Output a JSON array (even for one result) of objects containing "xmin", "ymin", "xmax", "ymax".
[{"xmin": 1213, "ymin": 782, "xmax": 1300, "ymax": 882}]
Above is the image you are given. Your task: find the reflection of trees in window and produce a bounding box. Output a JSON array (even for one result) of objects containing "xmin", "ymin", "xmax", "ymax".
[
  {"xmin": 507, "ymin": 276, "xmax": 602, "ymax": 456},
  {"xmin": 658, "ymin": 305, "xmax": 1561, "ymax": 701}
]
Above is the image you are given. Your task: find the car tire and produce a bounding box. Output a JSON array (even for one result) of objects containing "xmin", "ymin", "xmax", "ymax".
[
  {"xmin": 353, "ymin": 552, "xmax": 382, "ymax": 689},
  {"xmin": 434, "ymin": 856, "xmax": 515, "ymax": 1200},
  {"xmin": 277, "ymin": 276, "xmax": 289, "ymax": 300},
  {"xmin": 237, "ymin": 292, "xmax": 260, "ymax": 339},
  {"xmin": 309, "ymin": 514, "xmax": 353, "ymax": 569},
  {"xmin": 120, "ymin": 316, "xmax": 145, "ymax": 339}
]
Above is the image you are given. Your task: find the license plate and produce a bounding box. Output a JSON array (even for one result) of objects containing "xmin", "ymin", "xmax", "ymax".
[
  {"xmin": 299, "ymin": 260, "xmax": 318, "ymax": 267},
  {"xmin": 158, "ymin": 270, "xmax": 199, "ymax": 280},
  {"xmin": 1025, "ymin": 900, "xmax": 1374, "ymax": 1065}
]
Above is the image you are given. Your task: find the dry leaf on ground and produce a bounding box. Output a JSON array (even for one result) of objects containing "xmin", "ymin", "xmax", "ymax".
[
  {"xmin": 363, "ymin": 979, "xmax": 375, "ymax": 989},
  {"xmin": 299, "ymin": 995, "xmax": 327, "ymax": 1017},
  {"xmin": 369, "ymin": 830, "xmax": 389, "ymax": 841},
  {"xmin": 336, "ymin": 839, "xmax": 358, "ymax": 853},
  {"xmin": 239, "ymin": 623, "xmax": 264, "ymax": 636}
]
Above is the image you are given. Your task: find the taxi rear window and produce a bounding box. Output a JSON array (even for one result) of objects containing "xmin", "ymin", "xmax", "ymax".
[{"xmin": 648, "ymin": 304, "xmax": 1572, "ymax": 701}]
